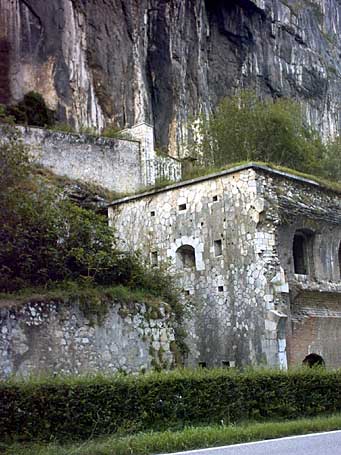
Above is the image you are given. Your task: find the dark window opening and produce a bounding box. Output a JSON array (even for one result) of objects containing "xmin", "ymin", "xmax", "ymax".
[
  {"xmin": 303, "ymin": 353, "xmax": 325, "ymax": 368},
  {"xmin": 293, "ymin": 229, "xmax": 314, "ymax": 275},
  {"xmin": 151, "ymin": 251, "xmax": 158, "ymax": 267},
  {"xmin": 212, "ymin": 195, "xmax": 218, "ymax": 202},
  {"xmin": 150, "ymin": 211, "xmax": 155, "ymax": 217},
  {"xmin": 176, "ymin": 245, "xmax": 196, "ymax": 269},
  {"xmin": 179, "ymin": 203, "xmax": 187, "ymax": 211},
  {"xmin": 222, "ymin": 361, "xmax": 230, "ymax": 368},
  {"xmin": 214, "ymin": 239, "xmax": 222, "ymax": 256},
  {"xmin": 184, "ymin": 290, "xmax": 190, "ymax": 296},
  {"xmin": 198, "ymin": 361, "xmax": 207, "ymax": 368},
  {"xmin": 218, "ymin": 286, "xmax": 224, "ymax": 292}
]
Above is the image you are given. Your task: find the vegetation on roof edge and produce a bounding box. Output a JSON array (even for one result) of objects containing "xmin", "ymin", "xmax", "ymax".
[{"xmin": 109, "ymin": 161, "xmax": 341, "ymax": 203}]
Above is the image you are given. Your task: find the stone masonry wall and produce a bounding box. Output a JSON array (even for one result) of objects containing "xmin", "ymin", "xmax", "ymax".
[
  {"xmin": 109, "ymin": 167, "xmax": 284, "ymax": 368},
  {"xmin": 288, "ymin": 292, "xmax": 341, "ymax": 368},
  {"xmin": 154, "ymin": 154, "xmax": 182, "ymax": 183},
  {"xmin": 109, "ymin": 165, "xmax": 341, "ymax": 369},
  {"xmin": 259, "ymin": 170, "xmax": 341, "ymax": 367},
  {"xmin": 18, "ymin": 126, "xmax": 143, "ymax": 193},
  {"xmin": 123, "ymin": 122, "xmax": 182, "ymax": 186},
  {"xmin": 0, "ymin": 297, "xmax": 176, "ymax": 378},
  {"xmin": 1, "ymin": 123, "xmax": 182, "ymax": 193}
]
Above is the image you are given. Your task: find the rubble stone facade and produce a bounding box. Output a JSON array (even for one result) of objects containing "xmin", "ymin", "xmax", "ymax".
[{"xmin": 0, "ymin": 298, "xmax": 176, "ymax": 378}]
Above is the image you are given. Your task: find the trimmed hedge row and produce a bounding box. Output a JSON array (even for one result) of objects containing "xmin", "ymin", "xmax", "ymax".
[{"xmin": 1, "ymin": 368, "xmax": 341, "ymax": 442}]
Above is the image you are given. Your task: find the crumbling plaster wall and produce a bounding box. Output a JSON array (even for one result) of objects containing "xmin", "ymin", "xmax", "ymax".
[
  {"xmin": 109, "ymin": 167, "xmax": 287, "ymax": 368},
  {"xmin": 0, "ymin": 298, "xmax": 176, "ymax": 378}
]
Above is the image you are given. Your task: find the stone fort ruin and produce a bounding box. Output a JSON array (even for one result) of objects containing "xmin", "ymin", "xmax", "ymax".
[
  {"xmin": 1, "ymin": 140, "xmax": 341, "ymax": 376},
  {"xmin": 110, "ymin": 164, "xmax": 341, "ymax": 369}
]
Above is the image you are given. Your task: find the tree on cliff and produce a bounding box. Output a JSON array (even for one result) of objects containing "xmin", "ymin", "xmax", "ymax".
[{"xmin": 189, "ymin": 91, "xmax": 333, "ymax": 178}]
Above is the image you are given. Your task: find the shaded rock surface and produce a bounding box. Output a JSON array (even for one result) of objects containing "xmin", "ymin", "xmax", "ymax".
[{"xmin": 1, "ymin": 0, "xmax": 341, "ymax": 156}]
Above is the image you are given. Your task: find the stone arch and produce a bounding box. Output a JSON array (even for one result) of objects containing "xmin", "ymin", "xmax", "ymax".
[
  {"xmin": 176, "ymin": 245, "xmax": 196, "ymax": 269},
  {"xmin": 293, "ymin": 229, "xmax": 314, "ymax": 275},
  {"xmin": 303, "ymin": 353, "xmax": 325, "ymax": 368}
]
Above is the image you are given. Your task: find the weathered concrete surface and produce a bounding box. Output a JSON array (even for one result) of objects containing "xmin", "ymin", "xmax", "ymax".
[
  {"xmin": 2, "ymin": 0, "xmax": 341, "ymax": 155},
  {"xmin": 0, "ymin": 297, "xmax": 176, "ymax": 378},
  {"xmin": 109, "ymin": 164, "xmax": 341, "ymax": 369}
]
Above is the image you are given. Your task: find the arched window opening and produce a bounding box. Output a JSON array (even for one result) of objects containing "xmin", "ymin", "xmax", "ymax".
[
  {"xmin": 176, "ymin": 245, "xmax": 196, "ymax": 269},
  {"xmin": 293, "ymin": 229, "xmax": 314, "ymax": 275},
  {"xmin": 303, "ymin": 353, "xmax": 325, "ymax": 368}
]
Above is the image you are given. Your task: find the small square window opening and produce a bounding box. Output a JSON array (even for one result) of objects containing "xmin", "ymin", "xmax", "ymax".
[{"xmin": 214, "ymin": 239, "xmax": 223, "ymax": 256}]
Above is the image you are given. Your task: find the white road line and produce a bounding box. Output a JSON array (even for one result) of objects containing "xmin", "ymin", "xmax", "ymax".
[{"xmin": 159, "ymin": 429, "xmax": 341, "ymax": 455}]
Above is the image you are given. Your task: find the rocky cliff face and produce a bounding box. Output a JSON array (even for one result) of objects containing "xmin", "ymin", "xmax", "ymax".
[{"xmin": 1, "ymin": 0, "xmax": 341, "ymax": 157}]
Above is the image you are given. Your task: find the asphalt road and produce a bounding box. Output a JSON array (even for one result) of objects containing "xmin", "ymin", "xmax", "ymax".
[{"xmin": 161, "ymin": 431, "xmax": 341, "ymax": 455}]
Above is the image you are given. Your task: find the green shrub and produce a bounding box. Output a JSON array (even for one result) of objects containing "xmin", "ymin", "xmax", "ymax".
[
  {"xmin": 188, "ymin": 91, "xmax": 326, "ymax": 176},
  {"xmin": 321, "ymin": 136, "xmax": 341, "ymax": 182},
  {"xmin": 0, "ymin": 132, "xmax": 177, "ymax": 305},
  {"xmin": 1, "ymin": 368, "xmax": 341, "ymax": 443},
  {"xmin": 5, "ymin": 91, "xmax": 55, "ymax": 127},
  {"xmin": 101, "ymin": 125, "xmax": 122, "ymax": 138}
]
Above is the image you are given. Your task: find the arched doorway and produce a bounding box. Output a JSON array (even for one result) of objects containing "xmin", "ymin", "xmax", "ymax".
[{"xmin": 303, "ymin": 353, "xmax": 325, "ymax": 367}]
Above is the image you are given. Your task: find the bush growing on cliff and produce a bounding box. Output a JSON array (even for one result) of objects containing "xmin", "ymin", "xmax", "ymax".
[
  {"xmin": 321, "ymin": 136, "xmax": 341, "ymax": 181},
  {"xmin": 5, "ymin": 91, "xmax": 55, "ymax": 128},
  {"xmin": 0, "ymin": 135, "xmax": 177, "ymax": 302},
  {"xmin": 188, "ymin": 91, "xmax": 327, "ymax": 176}
]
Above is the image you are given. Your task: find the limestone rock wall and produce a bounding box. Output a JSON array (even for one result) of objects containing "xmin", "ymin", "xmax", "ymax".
[
  {"xmin": 2, "ymin": 0, "xmax": 341, "ymax": 155},
  {"xmin": 0, "ymin": 297, "xmax": 176, "ymax": 378}
]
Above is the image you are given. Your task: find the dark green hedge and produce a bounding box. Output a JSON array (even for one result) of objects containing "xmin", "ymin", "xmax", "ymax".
[{"xmin": 1, "ymin": 368, "xmax": 341, "ymax": 442}]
